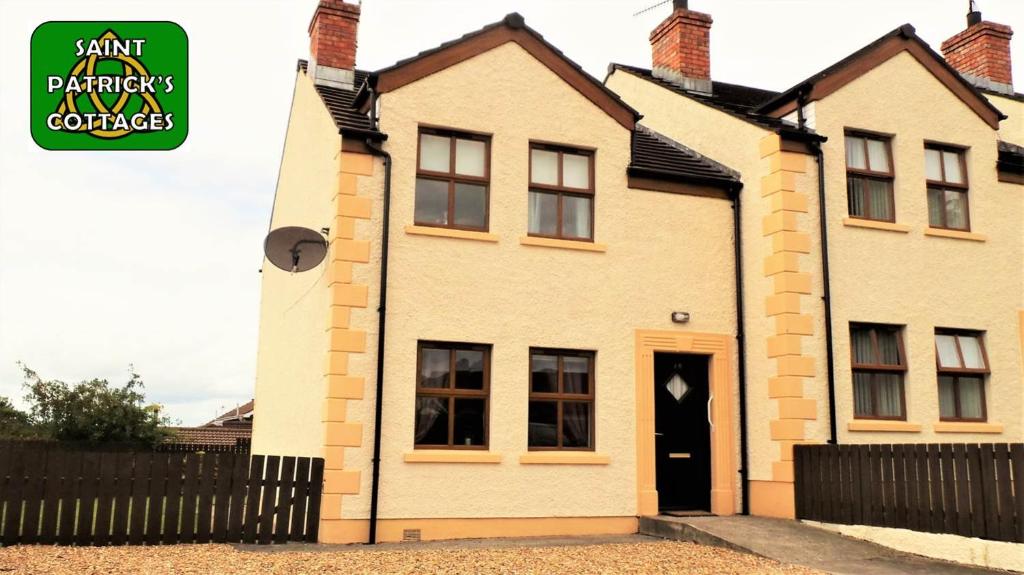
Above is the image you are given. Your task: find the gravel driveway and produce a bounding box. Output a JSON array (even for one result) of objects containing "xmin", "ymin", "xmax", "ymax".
[{"xmin": 0, "ymin": 539, "xmax": 820, "ymax": 574}]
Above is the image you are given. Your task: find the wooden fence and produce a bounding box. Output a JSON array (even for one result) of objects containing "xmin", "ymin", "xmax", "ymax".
[
  {"xmin": 0, "ymin": 444, "xmax": 324, "ymax": 546},
  {"xmin": 794, "ymin": 443, "xmax": 1023, "ymax": 543}
]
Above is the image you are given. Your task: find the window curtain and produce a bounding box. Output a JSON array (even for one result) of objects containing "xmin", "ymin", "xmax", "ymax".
[
  {"xmin": 414, "ymin": 397, "xmax": 446, "ymax": 443},
  {"xmin": 563, "ymin": 402, "xmax": 590, "ymax": 447}
]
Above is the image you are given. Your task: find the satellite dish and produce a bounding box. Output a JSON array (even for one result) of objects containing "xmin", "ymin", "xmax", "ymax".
[{"xmin": 263, "ymin": 226, "xmax": 328, "ymax": 273}]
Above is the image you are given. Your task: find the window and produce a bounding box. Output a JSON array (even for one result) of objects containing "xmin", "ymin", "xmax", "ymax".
[
  {"xmin": 845, "ymin": 133, "xmax": 895, "ymax": 221},
  {"xmin": 528, "ymin": 143, "xmax": 594, "ymax": 241},
  {"xmin": 415, "ymin": 128, "xmax": 490, "ymax": 230},
  {"xmin": 850, "ymin": 324, "xmax": 907, "ymax": 419},
  {"xmin": 935, "ymin": 331, "xmax": 989, "ymax": 421},
  {"xmin": 528, "ymin": 349, "xmax": 594, "ymax": 450},
  {"xmin": 925, "ymin": 145, "xmax": 970, "ymax": 231},
  {"xmin": 414, "ymin": 342, "xmax": 490, "ymax": 449}
]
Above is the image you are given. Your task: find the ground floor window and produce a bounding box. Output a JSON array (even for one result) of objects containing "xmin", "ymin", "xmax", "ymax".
[
  {"xmin": 849, "ymin": 324, "xmax": 907, "ymax": 419},
  {"xmin": 414, "ymin": 342, "xmax": 490, "ymax": 448},
  {"xmin": 528, "ymin": 349, "xmax": 595, "ymax": 450},
  {"xmin": 935, "ymin": 331, "xmax": 988, "ymax": 421}
]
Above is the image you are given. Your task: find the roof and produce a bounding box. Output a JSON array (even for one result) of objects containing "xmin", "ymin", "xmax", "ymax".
[
  {"xmin": 608, "ymin": 63, "xmax": 788, "ymax": 131},
  {"xmin": 998, "ymin": 141, "xmax": 1024, "ymax": 175},
  {"xmin": 206, "ymin": 400, "xmax": 254, "ymax": 427},
  {"xmin": 757, "ymin": 24, "xmax": 1005, "ymax": 130},
  {"xmin": 164, "ymin": 426, "xmax": 251, "ymax": 446},
  {"xmin": 359, "ymin": 13, "xmax": 641, "ymax": 130},
  {"xmin": 629, "ymin": 126, "xmax": 741, "ymax": 190},
  {"xmin": 980, "ymin": 88, "xmax": 1024, "ymax": 103},
  {"xmin": 297, "ymin": 59, "xmax": 381, "ymax": 139}
]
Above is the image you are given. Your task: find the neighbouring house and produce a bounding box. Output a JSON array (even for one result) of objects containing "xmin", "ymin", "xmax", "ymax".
[
  {"xmin": 165, "ymin": 400, "xmax": 253, "ymax": 447},
  {"xmin": 252, "ymin": 0, "xmax": 1024, "ymax": 544}
]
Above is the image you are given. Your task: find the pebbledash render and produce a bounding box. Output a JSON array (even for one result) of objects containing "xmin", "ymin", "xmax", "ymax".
[{"xmin": 253, "ymin": 0, "xmax": 1024, "ymax": 543}]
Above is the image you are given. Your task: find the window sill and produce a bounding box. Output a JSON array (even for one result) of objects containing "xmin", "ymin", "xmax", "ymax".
[
  {"xmin": 519, "ymin": 452, "xmax": 610, "ymax": 465},
  {"xmin": 934, "ymin": 422, "xmax": 1003, "ymax": 434},
  {"xmin": 519, "ymin": 236, "xmax": 607, "ymax": 252},
  {"xmin": 405, "ymin": 225, "xmax": 499, "ymax": 243},
  {"xmin": 842, "ymin": 218, "xmax": 911, "ymax": 233},
  {"xmin": 403, "ymin": 450, "xmax": 502, "ymax": 464},
  {"xmin": 924, "ymin": 228, "xmax": 987, "ymax": 242},
  {"xmin": 847, "ymin": 420, "xmax": 922, "ymax": 433}
]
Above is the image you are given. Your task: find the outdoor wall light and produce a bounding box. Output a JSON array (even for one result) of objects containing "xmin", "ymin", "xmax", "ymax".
[{"xmin": 671, "ymin": 311, "xmax": 690, "ymax": 324}]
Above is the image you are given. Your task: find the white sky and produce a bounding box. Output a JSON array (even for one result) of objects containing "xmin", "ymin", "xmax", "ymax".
[{"xmin": 0, "ymin": 0, "xmax": 1020, "ymax": 426}]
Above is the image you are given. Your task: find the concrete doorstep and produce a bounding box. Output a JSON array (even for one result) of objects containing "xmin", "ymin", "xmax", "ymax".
[{"xmin": 640, "ymin": 515, "xmax": 1012, "ymax": 575}]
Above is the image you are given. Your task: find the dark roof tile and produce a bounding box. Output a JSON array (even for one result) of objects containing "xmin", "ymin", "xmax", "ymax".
[
  {"xmin": 630, "ymin": 126, "xmax": 740, "ymax": 189},
  {"xmin": 297, "ymin": 59, "xmax": 380, "ymax": 137}
]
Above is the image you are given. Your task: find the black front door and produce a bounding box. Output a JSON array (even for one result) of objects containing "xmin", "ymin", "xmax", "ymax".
[{"xmin": 654, "ymin": 352, "xmax": 712, "ymax": 512}]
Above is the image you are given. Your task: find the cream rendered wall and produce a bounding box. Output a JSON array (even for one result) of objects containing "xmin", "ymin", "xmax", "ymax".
[
  {"xmin": 987, "ymin": 93, "xmax": 1023, "ymax": 143},
  {"xmin": 607, "ymin": 70, "xmax": 830, "ymax": 483},
  {"xmin": 814, "ymin": 51, "xmax": 1024, "ymax": 442},
  {"xmin": 252, "ymin": 71, "xmax": 341, "ymax": 457},
  {"xmin": 335, "ymin": 42, "xmax": 738, "ymax": 521}
]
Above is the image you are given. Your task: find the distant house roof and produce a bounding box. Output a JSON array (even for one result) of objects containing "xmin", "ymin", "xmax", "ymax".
[
  {"xmin": 630, "ymin": 126, "xmax": 741, "ymax": 192},
  {"xmin": 206, "ymin": 400, "xmax": 254, "ymax": 427},
  {"xmin": 164, "ymin": 426, "xmax": 251, "ymax": 446},
  {"xmin": 607, "ymin": 63, "xmax": 793, "ymax": 132},
  {"xmin": 756, "ymin": 24, "xmax": 1005, "ymax": 130}
]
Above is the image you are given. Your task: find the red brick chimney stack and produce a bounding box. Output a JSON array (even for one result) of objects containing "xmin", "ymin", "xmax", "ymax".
[
  {"xmin": 308, "ymin": 0, "xmax": 360, "ymax": 89},
  {"xmin": 941, "ymin": 7, "xmax": 1014, "ymax": 95},
  {"xmin": 650, "ymin": 0, "xmax": 713, "ymax": 93}
]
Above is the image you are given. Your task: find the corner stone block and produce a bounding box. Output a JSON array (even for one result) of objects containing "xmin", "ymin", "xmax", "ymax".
[
  {"xmin": 777, "ymin": 397, "xmax": 817, "ymax": 420},
  {"xmin": 331, "ymin": 239, "xmax": 371, "ymax": 263},
  {"xmin": 773, "ymin": 272, "xmax": 812, "ymax": 295},
  {"xmin": 769, "ymin": 191, "xmax": 809, "ymax": 214},
  {"xmin": 779, "ymin": 440, "xmax": 813, "ymax": 461},
  {"xmin": 330, "ymin": 216, "xmax": 356, "ymax": 241},
  {"xmin": 769, "ymin": 152, "xmax": 807, "ymax": 174},
  {"xmin": 323, "ymin": 446, "xmax": 346, "ymax": 470},
  {"xmin": 340, "ymin": 152, "xmax": 374, "ymax": 176},
  {"xmin": 761, "ymin": 171, "xmax": 797, "ymax": 196},
  {"xmin": 768, "ymin": 376, "xmax": 806, "ymax": 398},
  {"xmin": 329, "ymin": 260, "xmax": 353, "ymax": 285},
  {"xmin": 324, "ymin": 352, "xmax": 349, "ymax": 376},
  {"xmin": 762, "ymin": 212, "xmax": 799, "ymax": 236},
  {"xmin": 322, "ymin": 398, "xmax": 348, "ymax": 423},
  {"xmin": 767, "ymin": 334, "xmax": 803, "ymax": 358},
  {"xmin": 338, "ymin": 173, "xmax": 359, "ymax": 196},
  {"xmin": 321, "ymin": 493, "xmax": 344, "ymax": 520},
  {"xmin": 337, "ymin": 196, "xmax": 372, "ymax": 220},
  {"xmin": 772, "ymin": 461, "xmax": 796, "ymax": 483},
  {"xmin": 759, "ymin": 133, "xmax": 782, "ymax": 158},
  {"xmin": 775, "ymin": 313, "xmax": 814, "ymax": 336},
  {"xmin": 323, "ymin": 469, "xmax": 361, "ymax": 495},
  {"xmin": 771, "ymin": 231, "xmax": 811, "ymax": 254},
  {"xmin": 331, "ymin": 284, "xmax": 369, "ymax": 308},
  {"xmin": 324, "ymin": 421, "xmax": 363, "ymax": 447},
  {"xmin": 766, "ymin": 293, "xmax": 802, "ymax": 316},
  {"xmin": 777, "ymin": 356, "xmax": 816, "ymax": 377},
  {"xmin": 326, "ymin": 305, "xmax": 351, "ymax": 331},
  {"xmin": 770, "ymin": 418, "xmax": 805, "ymax": 440},
  {"xmin": 326, "ymin": 375, "xmax": 364, "ymax": 399},
  {"xmin": 329, "ymin": 329, "xmax": 367, "ymax": 353}
]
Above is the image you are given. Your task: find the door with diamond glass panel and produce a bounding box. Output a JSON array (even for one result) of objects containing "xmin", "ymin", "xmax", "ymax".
[{"xmin": 654, "ymin": 353, "xmax": 711, "ymax": 511}]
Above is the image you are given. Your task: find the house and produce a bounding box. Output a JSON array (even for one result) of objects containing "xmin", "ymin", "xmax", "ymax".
[
  {"xmin": 252, "ymin": 0, "xmax": 1023, "ymax": 544},
  {"xmin": 164, "ymin": 400, "xmax": 253, "ymax": 447}
]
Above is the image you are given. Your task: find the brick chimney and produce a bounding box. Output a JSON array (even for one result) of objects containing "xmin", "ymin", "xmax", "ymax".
[
  {"xmin": 308, "ymin": 0, "xmax": 360, "ymax": 89},
  {"xmin": 941, "ymin": 8, "xmax": 1014, "ymax": 95},
  {"xmin": 650, "ymin": 0, "xmax": 713, "ymax": 93}
]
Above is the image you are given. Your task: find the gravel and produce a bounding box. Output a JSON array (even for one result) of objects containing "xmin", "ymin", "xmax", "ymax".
[{"xmin": 0, "ymin": 540, "xmax": 821, "ymax": 574}]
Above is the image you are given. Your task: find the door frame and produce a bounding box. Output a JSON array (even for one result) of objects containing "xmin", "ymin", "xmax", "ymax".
[{"xmin": 635, "ymin": 329, "xmax": 736, "ymax": 516}]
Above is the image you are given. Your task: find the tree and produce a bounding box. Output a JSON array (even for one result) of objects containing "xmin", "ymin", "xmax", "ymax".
[
  {"xmin": 19, "ymin": 364, "xmax": 172, "ymax": 447},
  {"xmin": 0, "ymin": 396, "xmax": 37, "ymax": 439}
]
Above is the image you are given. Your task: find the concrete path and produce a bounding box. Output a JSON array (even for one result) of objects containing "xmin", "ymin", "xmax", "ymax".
[{"xmin": 641, "ymin": 515, "xmax": 1007, "ymax": 575}]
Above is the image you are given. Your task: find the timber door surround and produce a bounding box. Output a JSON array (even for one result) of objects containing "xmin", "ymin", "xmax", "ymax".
[{"xmin": 635, "ymin": 329, "xmax": 735, "ymax": 516}]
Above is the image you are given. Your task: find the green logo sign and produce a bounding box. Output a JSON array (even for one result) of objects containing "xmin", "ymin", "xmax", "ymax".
[{"xmin": 31, "ymin": 21, "xmax": 188, "ymax": 151}]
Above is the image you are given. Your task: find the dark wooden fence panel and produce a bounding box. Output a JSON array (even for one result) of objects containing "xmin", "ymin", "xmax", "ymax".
[
  {"xmin": 0, "ymin": 443, "xmax": 322, "ymax": 546},
  {"xmin": 795, "ymin": 443, "xmax": 1023, "ymax": 543}
]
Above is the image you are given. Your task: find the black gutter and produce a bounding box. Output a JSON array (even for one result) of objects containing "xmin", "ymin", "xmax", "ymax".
[
  {"xmin": 364, "ymin": 89, "xmax": 392, "ymax": 545},
  {"xmin": 811, "ymin": 139, "xmax": 838, "ymax": 445},
  {"xmin": 731, "ymin": 183, "xmax": 750, "ymax": 515}
]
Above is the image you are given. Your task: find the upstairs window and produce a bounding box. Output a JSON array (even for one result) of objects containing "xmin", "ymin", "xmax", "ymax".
[
  {"xmin": 415, "ymin": 342, "xmax": 490, "ymax": 449},
  {"xmin": 528, "ymin": 143, "xmax": 594, "ymax": 241},
  {"xmin": 850, "ymin": 324, "xmax": 907, "ymax": 420},
  {"xmin": 935, "ymin": 331, "xmax": 989, "ymax": 422},
  {"xmin": 415, "ymin": 128, "xmax": 490, "ymax": 231},
  {"xmin": 845, "ymin": 133, "xmax": 895, "ymax": 222},
  {"xmin": 925, "ymin": 145, "xmax": 970, "ymax": 231}
]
